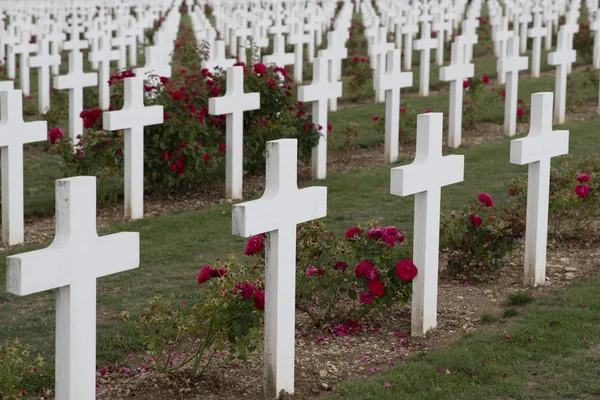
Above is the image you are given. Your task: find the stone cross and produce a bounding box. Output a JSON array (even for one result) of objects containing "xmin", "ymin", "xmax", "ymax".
[
  {"xmin": 497, "ymin": 36, "xmax": 529, "ymax": 136},
  {"xmin": 528, "ymin": 13, "xmax": 546, "ymax": 78},
  {"xmin": 208, "ymin": 66, "xmax": 260, "ymax": 199},
  {"xmin": 548, "ymin": 27, "xmax": 576, "ymax": 123},
  {"xmin": 103, "ymin": 77, "xmax": 163, "ymax": 219},
  {"xmin": 518, "ymin": 12, "xmax": 533, "ymax": 53},
  {"xmin": 390, "ymin": 112, "xmax": 464, "ymax": 336},
  {"xmin": 112, "ymin": 26, "xmax": 132, "ymax": 70},
  {"xmin": 29, "ymin": 39, "xmax": 61, "ymax": 114},
  {"xmin": 202, "ymin": 40, "xmax": 235, "ymax": 72},
  {"xmin": 495, "ymin": 17, "xmax": 514, "ymax": 85},
  {"xmin": 288, "ymin": 20, "xmax": 311, "ymax": 82},
  {"xmin": 0, "ymin": 90, "xmax": 46, "ymax": 245},
  {"xmin": 460, "ymin": 19, "xmax": 479, "ymax": 63},
  {"xmin": 232, "ymin": 139, "xmax": 327, "ymax": 399},
  {"xmin": 4, "ymin": 25, "xmax": 19, "ymax": 80},
  {"xmin": 13, "ymin": 31, "xmax": 37, "ymax": 96},
  {"xmin": 402, "ymin": 16, "xmax": 419, "ymax": 70},
  {"xmin": 439, "ymin": 40, "xmax": 474, "ymax": 148},
  {"xmin": 53, "ymin": 26, "xmax": 98, "ymax": 145},
  {"xmin": 262, "ymin": 34, "xmax": 294, "ymax": 68},
  {"xmin": 6, "ymin": 176, "xmax": 140, "ymax": 399},
  {"xmin": 317, "ymin": 31, "xmax": 348, "ymax": 112},
  {"xmin": 510, "ymin": 92, "xmax": 569, "ymax": 287},
  {"xmin": 90, "ymin": 34, "xmax": 120, "ymax": 110},
  {"xmin": 591, "ymin": 10, "xmax": 600, "ymax": 70},
  {"xmin": 47, "ymin": 23, "xmax": 66, "ymax": 75},
  {"xmin": 374, "ymin": 49, "xmax": 413, "ymax": 163},
  {"xmin": 413, "ymin": 22, "xmax": 437, "ymax": 97},
  {"xmin": 298, "ymin": 57, "xmax": 342, "ymax": 180},
  {"xmin": 432, "ymin": 14, "xmax": 451, "ymax": 66}
]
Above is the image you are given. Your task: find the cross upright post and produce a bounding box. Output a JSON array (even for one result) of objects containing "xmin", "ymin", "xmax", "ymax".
[
  {"xmin": 6, "ymin": 176, "xmax": 140, "ymax": 398},
  {"xmin": 317, "ymin": 31, "xmax": 348, "ymax": 112},
  {"xmin": 53, "ymin": 23, "xmax": 98, "ymax": 145},
  {"xmin": 209, "ymin": 66, "xmax": 260, "ymax": 199},
  {"xmin": 103, "ymin": 77, "xmax": 164, "ymax": 219},
  {"xmin": 510, "ymin": 92, "xmax": 569, "ymax": 287},
  {"xmin": 29, "ymin": 39, "xmax": 61, "ymax": 114},
  {"xmin": 497, "ymin": 36, "xmax": 529, "ymax": 136},
  {"xmin": 0, "ymin": 90, "xmax": 47, "ymax": 245},
  {"xmin": 439, "ymin": 40, "xmax": 474, "ymax": 148},
  {"xmin": 232, "ymin": 139, "xmax": 327, "ymax": 399},
  {"xmin": 390, "ymin": 113, "xmax": 464, "ymax": 336},
  {"xmin": 548, "ymin": 27, "xmax": 576, "ymax": 123},
  {"xmin": 298, "ymin": 57, "xmax": 343, "ymax": 180},
  {"xmin": 374, "ymin": 49, "xmax": 413, "ymax": 163}
]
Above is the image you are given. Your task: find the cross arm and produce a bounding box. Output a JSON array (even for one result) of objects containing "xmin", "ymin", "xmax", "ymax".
[
  {"xmin": 6, "ymin": 247, "xmax": 67, "ymax": 295},
  {"xmin": 298, "ymin": 82, "xmax": 342, "ymax": 103},
  {"xmin": 390, "ymin": 155, "xmax": 464, "ymax": 196},
  {"xmin": 94, "ymin": 232, "xmax": 140, "ymax": 278},
  {"xmin": 510, "ymin": 130, "xmax": 569, "ymax": 165},
  {"xmin": 232, "ymin": 187, "xmax": 327, "ymax": 237},
  {"xmin": 103, "ymin": 105, "xmax": 164, "ymax": 131},
  {"xmin": 208, "ymin": 92, "xmax": 260, "ymax": 116},
  {"xmin": 439, "ymin": 64, "xmax": 474, "ymax": 82}
]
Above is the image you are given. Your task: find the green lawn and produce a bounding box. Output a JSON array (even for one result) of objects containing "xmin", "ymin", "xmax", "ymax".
[{"xmin": 328, "ymin": 274, "xmax": 600, "ymax": 399}]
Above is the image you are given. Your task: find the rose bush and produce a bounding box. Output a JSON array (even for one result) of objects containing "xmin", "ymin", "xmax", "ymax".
[
  {"xmin": 50, "ymin": 27, "xmax": 320, "ymax": 197},
  {"xmin": 131, "ymin": 221, "xmax": 416, "ymax": 377},
  {"xmin": 441, "ymin": 193, "xmax": 526, "ymax": 281},
  {"xmin": 0, "ymin": 339, "xmax": 45, "ymax": 399},
  {"xmin": 509, "ymin": 155, "xmax": 600, "ymax": 238}
]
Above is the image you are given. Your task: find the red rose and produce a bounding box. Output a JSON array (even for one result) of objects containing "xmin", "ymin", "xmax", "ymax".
[
  {"xmin": 478, "ymin": 193, "xmax": 494, "ymax": 207},
  {"xmin": 368, "ymin": 280, "xmax": 385, "ymax": 297},
  {"xmin": 355, "ymin": 260, "xmax": 373, "ymax": 279},
  {"xmin": 203, "ymin": 153, "xmax": 210, "ymax": 162},
  {"xmin": 463, "ymin": 80, "xmax": 470, "ymax": 89},
  {"xmin": 48, "ymin": 127, "xmax": 64, "ymax": 144},
  {"xmin": 517, "ymin": 108, "xmax": 524, "ymax": 117},
  {"xmin": 253, "ymin": 63, "xmax": 267, "ymax": 75},
  {"xmin": 244, "ymin": 235, "xmax": 264, "ymax": 256},
  {"xmin": 574, "ymin": 184, "xmax": 590, "ymax": 199},
  {"xmin": 197, "ymin": 265, "xmax": 212, "ymax": 284},
  {"xmin": 333, "ymin": 262, "xmax": 348, "ymax": 270},
  {"xmin": 469, "ymin": 213, "xmax": 483, "ymax": 227},
  {"xmin": 345, "ymin": 227, "xmax": 363, "ymax": 241},
  {"xmin": 219, "ymin": 143, "xmax": 227, "ymax": 152},
  {"xmin": 170, "ymin": 91, "xmax": 185, "ymax": 101},
  {"xmin": 396, "ymin": 260, "xmax": 418, "ymax": 281},
  {"xmin": 159, "ymin": 76, "xmax": 169, "ymax": 85},
  {"xmin": 372, "ymin": 115, "xmax": 380, "ymax": 121},
  {"xmin": 240, "ymin": 281, "xmax": 255, "ymax": 299},
  {"xmin": 253, "ymin": 288, "xmax": 265, "ymax": 310},
  {"xmin": 483, "ymin": 75, "xmax": 490, "ymax": 84},
  {"xmin": 578, "ymin": 174, "xmax": 591, "ymax": 183},
  {"xmin": 359, "ymin": 292, "xmax": 374, "ymax": 305}
]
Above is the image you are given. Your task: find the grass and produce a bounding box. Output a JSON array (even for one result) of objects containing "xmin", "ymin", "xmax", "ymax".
[
  {"xmin": 480, "ymin": 311, "xmax": 498, "ymax": 324},
  {"xmin": 327, "ymin": 274, "xmax": 600, "ymax": 399},
  {"xmin": 507, "ymin": 291, "xmax": 535, "ymax": 306},
  {"xmin": 0, "ymin": 109, "xmax": 598, "ymax": 371}
]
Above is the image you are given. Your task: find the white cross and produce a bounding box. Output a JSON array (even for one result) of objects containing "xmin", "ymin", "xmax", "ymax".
[
  {"xmin": 298, "ymin": 57, "xmax": 342, "ymax": 180},
  {"xmin": 374, "ymin": 49, "xmax": 413, "ymax": 163},
  {"xmin": 90, "ymin": 34, "xmax": 120, "ymax": 110},
  {"xmin": 591, "ymin": 10, "xmax": 600, "ymax": 69},
  {"xmin": 414, "ymin": 22, "xmax": 437, "ymax": 97},
  {"xmin": 510, "ymin": 92, "xmax": 569, "ymax": 287},
  {"xmin": 518, "ymin": 12, "xmax": 533, "ymax": 53},
  {"xmin": 29, "ymin": 39, "xmax": 61, "ymax": 114},
  {"xmin": 4, "ymin": 24, "xmax": 19, "ymax": 80},
  {"xmin": 318, "ymin": 31, "xmax": 348, "ymax": 112},
  {"xmin": 402, "ymin": 15, "xmax": 419, "ymax": 71},
  {"xmin": 232, "ymin": 138, "xmax": 327, "ymax": 399},
  {"xmin": 202, "ymin": 40, "xmax": 235, "ymax": 72},
  {"xmin": 460, "ymin": 19, "xmax": 479, "ymax": 63},
  {"xmin": 497, "ymin": 36, "xmax": 528, "ymax": 137},
  {"xmin": 495, "ymin": 17, "xmax": 514, "ymax": 84},
  {"xmin": 102, "ymin": 77, "xmax": 163, "ymax": 219},
  {"xmin": 6, "ymin": 176, "xmax": 139, "ymax": 398},
  {"xmin": 439, "ymin": 40, "xmax": 474, "ymax": 148},
  {"xmin": 369, "ymin": 26, "xmax": 394, "ymax": 102},
  {"xmin": 53, "ymin": 28, "xmax": 98, "ymax": 145},
  {"xmin": 528, "ymin": 13, "xmax": 546, "ymax": 78},
  {"xmin": 13, "ymin": 31, "xmax": 36, "ymax": 96},
  {"xmin": 432, "ymin": 14, "xmax": 451, "ymax": 66},
  {"xmin": 548, "ymin": 27, "xmax": 576, "ymax": 123},
  {"xmin": 0, "ymin": 90, "xmax": 46, "ymax": 245},
  {"xmin": 390, "ymin": 112, "xmax": 464, "ymax": 336},
  {"xmin": 209, "ymin": 66, "xmax": 260, "ymax": 200},
  {"xmin": 288, "ymin": 20, "xmax": 312, "ymax": 83},
  {"xmin": 47, "ymin": 23, "xmax": 66, "ymax": 75},
  {"xmin": 263, "ymin": 34, "xmax": 294, "ymax": 68},
  {"xmin": 112, "ymin": 26, "xmax": 132, "ymax": 71}
]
